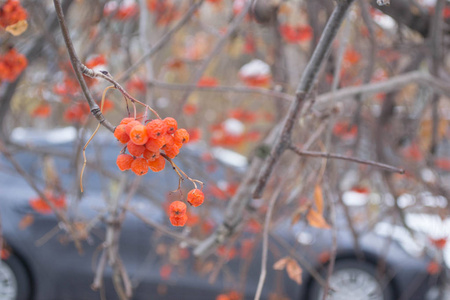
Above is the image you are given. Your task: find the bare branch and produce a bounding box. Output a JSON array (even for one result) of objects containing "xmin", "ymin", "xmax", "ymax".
[
  {"xmin": 253, "ymin": 0, "xmax": 356, "ymax": 199},
  {"xmin": 53, "ymin": 0, "xmax": 115, "ymax": 133},
  {"xmin": 288, "ymin": 144, "xmax": 405, "ymax": 174}
]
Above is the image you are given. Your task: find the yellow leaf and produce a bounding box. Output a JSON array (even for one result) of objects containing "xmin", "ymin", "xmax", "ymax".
[
  {"xmin": 286, "ymin": 258, "xmax": 303, "ymax": 285},
  {"xmin": 306, "ymin": 209, "xmax": 330, "ymax": 229},
  {"xmin": 314, "ymin": 184, "xmax": 324, "ymax": 214},
  {"xmin": 5, "ymin": 20, "xmax": 28, "ymax": 36}
]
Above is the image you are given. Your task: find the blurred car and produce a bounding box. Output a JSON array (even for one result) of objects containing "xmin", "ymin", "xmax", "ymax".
[{"xmin": 0, "ymin": 128, "xmax": 443, "ymax": 300}]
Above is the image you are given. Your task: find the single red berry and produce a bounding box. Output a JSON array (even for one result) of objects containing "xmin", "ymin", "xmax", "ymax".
[
  {"xmin": 164, "ymin": 143, "xmax": 180, "ymax": 159},
  {"xmin": 120, "ymin": 117, "xmax": 135, "ymax": 125},
  {"xmin": 162, "ymin": 134, "xmax": 175, "ymax": 148},
  {"xmin": 143, "ymin": 149, "xmax": 160, "ymax": 161},
  {"xmin": 131, "ymin": 157, "xmax": 149, "ymax": 176},
  {"xmin": 148, "ymin": 155, "xmax": 165, "ymax": 172},
  {"xmin": 114, "ymin": 124, "xmax": 130, "ymax": 144},
  {"xmin": 125, "ymin": 120, "xmax": 141, "ymax": 136},
  {"xmin": 130, "ymin": 124, "xmax": 149, "ymax": 145},
  {"xmin": 187, "ymin": 189, "xmax": 204, "ymax": 207},
  {"xmin": 146, "ymin": 119, "xmax": 167, "ymax": 139},
  {"xmin": 116, "ymin": 154, "xmax": 134, "ymax": 171},
  {"xmin": 145, "ymin": 137, "xmax": 165, "ymax": 152},
  {"xmin": 174, "ymin": 128, "xmax": 189, "ymax": 146},
  {"xmin": 169, "ymin": 200, "xmax": 187, "ymax": 215},
  {"xmin": 170, "ymin": 214, "xmax": 188, "ymax": 227},
  {"xmin": 127, "ymin": 141, "xmax": 146, "ymax": 157},
  {"xmin": 163, "ymin": 117, "xmax": 178, "ymax": 134}
]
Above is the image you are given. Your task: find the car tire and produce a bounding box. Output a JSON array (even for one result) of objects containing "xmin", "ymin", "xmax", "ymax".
[
  {"xmin": 308, "ymin": 259, "xmax": 395, "ymax": 300},
  {"xmin": 0, "ymin": 254, "xmax": 31, "ymax": 300}
]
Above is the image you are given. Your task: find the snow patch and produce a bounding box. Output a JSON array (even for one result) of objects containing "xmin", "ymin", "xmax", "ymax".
[
  {"xmin": 211, "ymin": 147, "xmax": 247, "ymax": 168},
  {"xmin": 238, "ymin": 59, "xmax": 270, "ymax": 78},
  {"xmin": 11, "ymin": 127, "xmax": 77, "ymax": 145}
]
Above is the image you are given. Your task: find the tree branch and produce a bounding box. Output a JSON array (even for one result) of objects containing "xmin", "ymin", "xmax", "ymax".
[
  {"xmin": 288, "ymin": 144, "xmax": 404, "ymax": 174},
  {"xmin": 53, "ymin": 0, "xmax": 115, "ymax": 133},
  {"xmin": 253, "ymin": 0, "xmax": 356, "ymax": 199}
]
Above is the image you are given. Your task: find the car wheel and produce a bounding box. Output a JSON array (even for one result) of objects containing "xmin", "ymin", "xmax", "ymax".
[
  {"xmin": 308, "ymin": 259, "xmax": 394, "ymax": 300},
  {"xmin": 0, "ymin": 254, "xmax": 31, "ymax": 300}
]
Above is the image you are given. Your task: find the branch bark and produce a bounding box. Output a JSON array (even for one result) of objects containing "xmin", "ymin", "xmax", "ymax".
[{"xmin": 253, "ymin": 0, "xmax": 356, "ymax": 199}]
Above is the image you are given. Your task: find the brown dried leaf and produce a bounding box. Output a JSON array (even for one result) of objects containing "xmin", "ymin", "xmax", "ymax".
[
  {"xmin": 5, "ymin": 20, "xmax": 28, "ymax": 36},
  {"xmin": 19, "ymin": 214, "xmax": 34, "ymax": 230},
  {"xmin": 314, "ymin": 184, "xmax": 324, "ymax": 214},
  {"xmin": 290, "ymin": 201, "xmax": 310, "ymax": 225},
  {"xmin": 306, "ymin": 209, "xmax": 330, "ymax": 229},
  {"xmin": 273, "ymin": 257, "xmax": 289, "ymax": 270},
  {"xmin": 286, "ymin": 258, "xmax": 303, "ymax": 285}
]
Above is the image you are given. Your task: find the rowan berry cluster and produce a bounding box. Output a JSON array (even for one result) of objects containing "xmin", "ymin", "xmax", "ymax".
[
  {"xmin": 169, "ymin": 188, "xmax": 204, "ymax": 227},
  {"xmin": 0, "ymin": 48, "xmax": 27, "ymax": 82},
  {"xmin": 0, "ymin": 0, "xmax": 27, "ymax": 28},
  {"xmin": 115, "ymin": 116, "xmax": 190, "ymax": 176}
]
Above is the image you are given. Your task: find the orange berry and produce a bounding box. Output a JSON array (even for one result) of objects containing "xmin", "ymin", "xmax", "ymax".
[
  {"xmin": 164, "ymin": 117, "xmax": 178, "ymax": 134},
  {"xmin": 125, "ymin": 120, "xmax": 141, "ymax": 136},
  {"xmin": 145, "ymin": 137, "xmax": 165, "ymax": 152},
  {"xmin": 127, "ymin": 141, "xmax": 146, "ymax": 156},
  {"xmin": 146, "ymin": 119, "xmax": 167, "ymax": 139},
  {"xmin": 130, "ymin": 124, "xmax": 149, "ymax": 145},
  {"xmin": 143, "ymin": 149, "xmax": 160, "ymax": 161},
  {"xmin": 131, "ymin": 157, "xmax": 149, "ymax": 176},
  {"xmin": 162, "ymin": 134, "xmax": 175, "ymax": 148},
  {"xmin": 170, "ymin": 214, "xmax": 188, "ymax": 227},
  {"xmin": 120, "ymin": 117, "xmax": 135, "ymax": 125},
  {"xmin": 187, "ymin": 189, "xmax": 204, "ymax": 207},
  {"xmin": 174, "ymin": 128, "xmax": 189, "ymax": 146},
  {"xmin": 116, "ymin": 154, "xmax": 134, "ymax": 171},
  {"xmin": 148, "ymin": 155, "xmax": 165, "ymax": 172},
  {"xmin": 169, "ymin": 200, "xmax": 187, "ymax": 215},
  {"xmin": 114, "ymin": 124, "xmax": 130, "ymax": 144},
  {"xmin": 164, "ymin": 143, "xmax": 180, "ymax": 159}
]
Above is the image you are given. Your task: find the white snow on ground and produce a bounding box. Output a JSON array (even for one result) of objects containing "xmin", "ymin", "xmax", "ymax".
[
  {"xmin": 405, "ymin": 213, "xmax": 450, "ymax": 268},
  {"xmin": 211, "ymin": 147, "xmax": 247, "ymax": 168},
  {"xmin": 342, "ymin": 191, "xmax": 369, "ymax": 206},
  {"xmin": 372, "ymin": 11, "xmax": 396, "ymax": 30},
  {"xmin": 374, "ymin": 222, "xmax": 426, "ymax": 257},
  {"xmin": 238, "ymin": 59, "xmax": 270, "ymax": 78},
  {"xmin": 223, "ymin": 118, "xmax": 244, "ymax": 135},
  {"xmin": 11, "ymin": 126, "xmax": 77, "ymax": 144}
]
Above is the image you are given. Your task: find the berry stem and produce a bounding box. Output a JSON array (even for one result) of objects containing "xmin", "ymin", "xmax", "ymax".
[{"xmin": 80, "ymin": 85, "xmax": 115, "ymax": 192}]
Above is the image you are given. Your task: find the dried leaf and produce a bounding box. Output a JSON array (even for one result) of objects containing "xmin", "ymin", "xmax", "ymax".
[
  {"xmin": 19, "ymin": 214, "xmax": 34, "ymax": 230},
  {"xmin": 286, "ymin": 258, "xmax": 303, "ymax": 285},
  {"xmin": 273, "ymin": 257, "xmax": 289, "ymax": 270},
  {"xmin": 314, "ymin": 184, "xmax": 324, "ymax": 214},
  {"xmin": 290, "ymin": 201, "xmax": 310, "ymax": 225},
  {"xmin": 5, "ymin": 20, "xmax": 28, "ymax": 36},
  {"xmin": 306, "ymin": 209, "xmax": 330, "ymax": 229}
]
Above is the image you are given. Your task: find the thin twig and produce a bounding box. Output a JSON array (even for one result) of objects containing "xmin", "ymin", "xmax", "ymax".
[
  {"xmin": 118, "ymin": 0, "xmax": 205, "ymax": 82},
  {"xmin": 80, "ymin": 85, "xmax": 115, "ymax": 192},
  {"xmin": 0, "ymin": 142, "xmax": 83, "ymax": 252},
  {"xmin": 288, "ymin": 144, "xmax": 404, "ymax": 174},
  {"xmin": 254, "ymin": 186, "xmax": 281, "ymax": 300},
  {"xmin": 125, "ymin": 205, "xmax": 200, "ymax": 246},
  {"xmin": 177, "ymin": 0, "xmax": 255, "ymax": 114},
  {"xmin": 253, "ymin": 0, "xmax": 356, "ymax": 199},
  {"xmin": 53, "ymin": 0, "xmax": 115, "ymax": 133},
  {"xmin": 149, "ymin": 79, "xmax": 295, "ymax": 102}
]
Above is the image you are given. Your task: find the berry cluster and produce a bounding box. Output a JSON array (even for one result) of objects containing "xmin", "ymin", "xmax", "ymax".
[
  {"xmin": 114, "ymin": 117, "xmax": 190, "ymax": 176},
  {"xmin": 169, "ymin": 188, "xmax": 204, "ymax": 227},
  {"xmin": 0, "ymin": 48, "xmax": 27, "ymax": 82},
  {"xmin": 0, "ymin": 0, "xmax": 27, "ymax": 28}
]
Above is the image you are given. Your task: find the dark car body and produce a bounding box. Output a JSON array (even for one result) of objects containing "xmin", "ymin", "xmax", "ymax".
[{"xmin": 0, "ymin": 134, "xmax": 442, "ymax": 300}]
